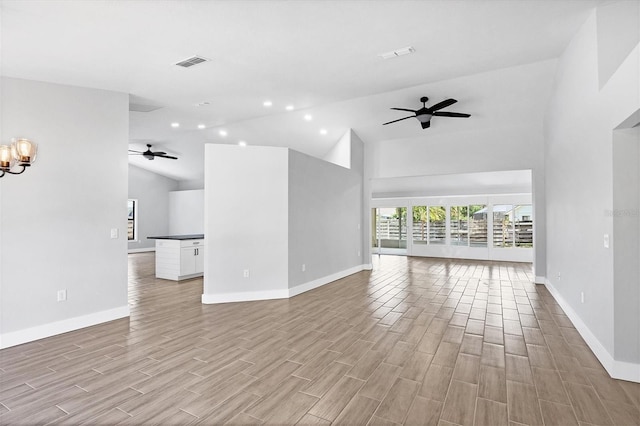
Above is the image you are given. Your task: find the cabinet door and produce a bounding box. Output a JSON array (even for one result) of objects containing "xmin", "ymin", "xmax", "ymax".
[
  {"xmin": 180, "ymin": 247, "xmax": 196, "ymax": 275},
  {"xmin": 194, "ymin": 246, "xmax": 205, "ymax": 274}
]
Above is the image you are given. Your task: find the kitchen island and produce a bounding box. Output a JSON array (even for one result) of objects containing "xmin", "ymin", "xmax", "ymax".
[{"xmin": 148, "ymin": 234, "xmax": 204, "ymax": 281}]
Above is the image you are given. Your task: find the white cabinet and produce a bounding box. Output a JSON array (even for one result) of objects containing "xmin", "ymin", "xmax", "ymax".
[
  {"xmin": 154, "ymin": 238, "xmax": 204, "ymax": 281},
  {"xmin": 180, "ymin": 243, "xmax": 204, "ymax": 276}
]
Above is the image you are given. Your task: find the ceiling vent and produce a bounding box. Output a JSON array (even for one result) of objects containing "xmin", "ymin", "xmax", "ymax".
[
  {"xmin": 379, "ymin": 46, "xmax": 415, "ymax": 60},
  {"xmin": 175, "ymin": 56, "xmax": 209, "ymax": 68}
]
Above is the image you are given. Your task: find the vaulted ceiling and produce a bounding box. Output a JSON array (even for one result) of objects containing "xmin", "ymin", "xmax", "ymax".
[{"xmin": 1, "ymin": 0, "xmax": 598, "ymax": 181}]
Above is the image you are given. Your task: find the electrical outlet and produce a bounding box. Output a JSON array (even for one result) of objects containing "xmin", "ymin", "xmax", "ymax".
[
  {"xmin": 604, "ymin": 234, "xmax": 610, "ymax": 248},
  {"xmin": 557, "ymin": 272, "xmax": 561, "ymax": 280},
  {"xmin": 110, "ymin": 228, "xmax": 118, "ymax": 239},
  {"xmin": 302, "ymin": 264, "xmax": 306, "ymax": 272},
  {"xmin": 243, "ymin": 269, "xmax": 250, "ymax": 278},
  {"xmin": 581, "ymin": 292, "xmax": 584, "ymax": 303},
  {"xmin": 57, "ymin": 289, "xmax": 67, "ymax": 302}
]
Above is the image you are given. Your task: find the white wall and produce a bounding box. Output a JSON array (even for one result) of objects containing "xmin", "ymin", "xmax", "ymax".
[
  {"xmin": 203, "ymin": 140, "xmax": 366, "ymax": 303},
  {"xmin": 365, "ymin": 60, "xmax": 554, "ymax": 280},
  {"xmin": 323, "ymin": 130, "xmax": 351, "ymax": 169},
  {"xmin": 169, "ymin": 189, "xmax": 204, "ymax": 235},
  {"xmin": 612, "ymin": 127, "xmax": 639, "ymax": 365},
  {"xmin": 544, "ymin": 4, "xmax": 640, "ymax": 380},
  {"xmin": 288, "ymin": 149, "xmax": 363, "ymax": 289},
  {"xmin": 128, "ymin": 165, "xmax": 178, "ymax": 251},
  {"xmin": 203, "ymin": 145, "xmax": 289, "ymax": 302},
  {"xmin": 0, "ymin": 78, "xmax": 129, "ymax": 348}
]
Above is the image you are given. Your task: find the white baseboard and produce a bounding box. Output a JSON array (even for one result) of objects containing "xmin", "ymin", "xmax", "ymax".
[
  {"xmin": 202, "ymin": 288, "xmax": 289, "ymax": 304},
  {"xmin": 128, "ymin": 247, "xmax": 155, "ymax": 253},
  {"xmin": 289, "ymin": 264, "xmax": 366, "ymax": 298},
  {"xmin": 544, "ymin": 279, "xmax": 639, "ymax": 383},
  {"xmin": 202, "ymin": 264, "xmax": 369, "ymax": 304},
  {"xmin": 534, "ymin": 276, "xmax": 546, "ymax": 284},
  {"xmin": 0, "ymin": 305, "xmax": 130, "ymax": 349}
]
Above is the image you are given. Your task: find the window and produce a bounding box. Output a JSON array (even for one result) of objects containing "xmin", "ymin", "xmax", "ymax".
[
  {"xmin": 428, "ymin": 206, "xmax": 446, "ymax": 244},
  {"xmin": 515, "ymin": 205, "xmax": 533, "ymax": 247},
  {"xmin": 412, "ymin": 206, "xmax": 429, "ymax": 245},
  {"xmin": 128, "ymin": 199, "xmax": 137, "ymax": 241},
  {"xmin": 469, "ymin": 205, "xmax": 488, "ymax": 247},
  {"xmin": 450, "ymin": 206, "xmax": 469, "ymax": 246},
  {"xmin": 493, "ymin": 204, "xmax": 532, "ymax": 248}
]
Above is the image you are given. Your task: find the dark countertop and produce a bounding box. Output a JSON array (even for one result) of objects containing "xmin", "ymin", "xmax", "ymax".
[{"xmin": 147, "ymin": 234, "xmax": 204, "ymax": 240}]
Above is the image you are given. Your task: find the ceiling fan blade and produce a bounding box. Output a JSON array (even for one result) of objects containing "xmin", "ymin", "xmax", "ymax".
[
  {"xmin": 152, "ymin": 151, "xmax": 167, "ymax": 155},
  {"xmin": 421, "ymin": 121, "xmax": 431, "ymax": 129},
  {"xmin": 128, "ymin": 149, "xmax": 144, "ymax": 153},
  {"xmin": 428, "ymin": 98, "xmax": 457, "ymax": 112},
  {"xmin": 383, "ymin": 116, "xmax": 415, "ymax": 125},
  {"xmin": 432, "ymin": 111, "xmax": 471, "ymax": 118},
  {"xmin": 156, "ymin": 154, "xmax": 178, "ymax": 160},
  {"xmin": 390, "ymin": 107, "xmax": 417, "ymax": 113},
  {"xmin": 128, "ymin": 152, "xmax": 144, "ymax": 155}
]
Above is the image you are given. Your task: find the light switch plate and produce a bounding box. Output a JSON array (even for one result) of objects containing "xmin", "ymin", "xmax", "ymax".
[
  {"xmin": 604, "ymin": 234, "xmax": 609, "ymax": 248},
  {"xmin": 110, "ymin": 228, "xmax": 119, "ymax": 239}
]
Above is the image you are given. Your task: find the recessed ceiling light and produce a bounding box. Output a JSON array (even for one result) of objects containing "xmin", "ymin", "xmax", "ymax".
[
  {"xmin": 238, "ymin": 141, "xmax": 247, "ymax": 147},
  {"xmin": 197, "ymin": 124, "xmax": 206, "ymax": 129},
  {"xmin": 285, "ymin": 105, "xmax": 294, "ymax": 111},
  {"xmin": 263, "ymin": 100, "xmax": 273, "ymax": 107},
  {"xmin": 304, "ymin": 114, "xmax": 312, "ymax": 121},
  {"xmin": 320, "ymin": 129, "xmax": 328, "ymax": 135},
  {"xmin": 219, "ymin": 130, "xmax": 228, "ymax": 137},
  {"xmin": 171, "ymin": 122, "xmax": 180, "ymax": 128}
]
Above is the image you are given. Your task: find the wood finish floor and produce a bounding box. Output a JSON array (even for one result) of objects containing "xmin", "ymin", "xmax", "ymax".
[{"xmin": 1, "ymin": 253, "xmax": 638, "ymax": 425}]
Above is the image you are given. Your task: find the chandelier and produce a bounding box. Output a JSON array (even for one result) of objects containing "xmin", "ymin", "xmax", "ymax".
[{"xmin": 0, "ymin": 138, "xmax": 38, "ymax": 178}]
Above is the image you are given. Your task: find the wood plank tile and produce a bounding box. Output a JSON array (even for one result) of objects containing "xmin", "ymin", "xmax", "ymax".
[
  {"xmin": 346, "ymin": 350, "xmax": 386, "ymax": 380},
  {"xmin": 244, "ymin": 375, "xmax": 311, "ymax": 421},
  {"xmin": 564, "ymin": 382, "xmax": 613, "ymax": 425},
  {"xmin": 505, "ymin": 354, "xmax": 533, "ymax": 384},
  {"xmin": 478, "ymin": 365, "xmax": 507, "ymax": 403},
  {"xmin": 440, "ymin": 380, "xmax": 478, "ymax": 425},
  {"xmin": 532, "ymin": 367, "xmax": 570, "ymax": 404},
  {"xmin": 405, "ymin": 396, "xmax": 443, "ymax": 426},
  {"xmin": 374, "ymin": 377, "xmax": 420, "ymax": 423},
  {"xmin": 539, "ymin": 400, "xmax": 579, "ymax": 426},
  {"xmin": 506, "ymin": 380, "xmax": 543, "ymax": 425},
  {"xmin": 419, "ymin": 364, "xmax": 454, "ymax": 402},
  {"xmin": 332, "ymin": 394, "xmax": 380, "ymax": 425},
  {"xmin": 453, "ymin": 353, "xmax": 480, "ymax": 384},
  {"xmin": 432, "ymin": 342, "xmax": 460, "ymax": 368},
  {"xmin": 481, "ymin": 343, "xmax": 505, "ymax": 368},
  {"xmin": 475, "ymin": 397, "xmax": 508, "ymax": 426},
  {"xmin": 307, "ymin": 375, "xmax": 365, "ymax": 421},
  {"xmin": 359, "ymin": 362, "xmax": 402, "ymax": 401},
  {"xmin": 400, "ymin": 351, "xmax": 433, "ymax": 382},
  {"xmin": 297, "ymin": 413, "xmax": 332, "ymax": 425}
]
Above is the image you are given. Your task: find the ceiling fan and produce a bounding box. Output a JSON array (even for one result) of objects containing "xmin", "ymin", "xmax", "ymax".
[
  {"xmin": 128, "ymin": 144, "xmax": 178, "ymax": 160},
  {"xmin": 383, "ymin": 97, "xmax": 471, "ymax": 129}
]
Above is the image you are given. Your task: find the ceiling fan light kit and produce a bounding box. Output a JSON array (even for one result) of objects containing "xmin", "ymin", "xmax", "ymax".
[{"xmin": 383, "ymin": 96, "xmax": 471, "ymax": 129}]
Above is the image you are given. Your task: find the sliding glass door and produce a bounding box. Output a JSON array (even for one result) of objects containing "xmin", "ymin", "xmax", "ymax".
[{"xmin": 372, "ymin": 207, "xmax": 407, "ymax": 255}]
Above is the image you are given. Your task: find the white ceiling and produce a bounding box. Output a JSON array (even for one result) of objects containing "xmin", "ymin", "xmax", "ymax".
[{"xmin": 0, "ymin": 0, "xmax": 597, "ymax": 182}]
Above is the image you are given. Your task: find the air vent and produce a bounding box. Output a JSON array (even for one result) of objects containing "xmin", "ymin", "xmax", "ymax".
[
  {"xmin": 379, "ymin": 46, "xmax": 415, "ymax": 60},
  {"xmin": 175, "ymin": 56, "xmax": 209, "ymax": 68}
]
